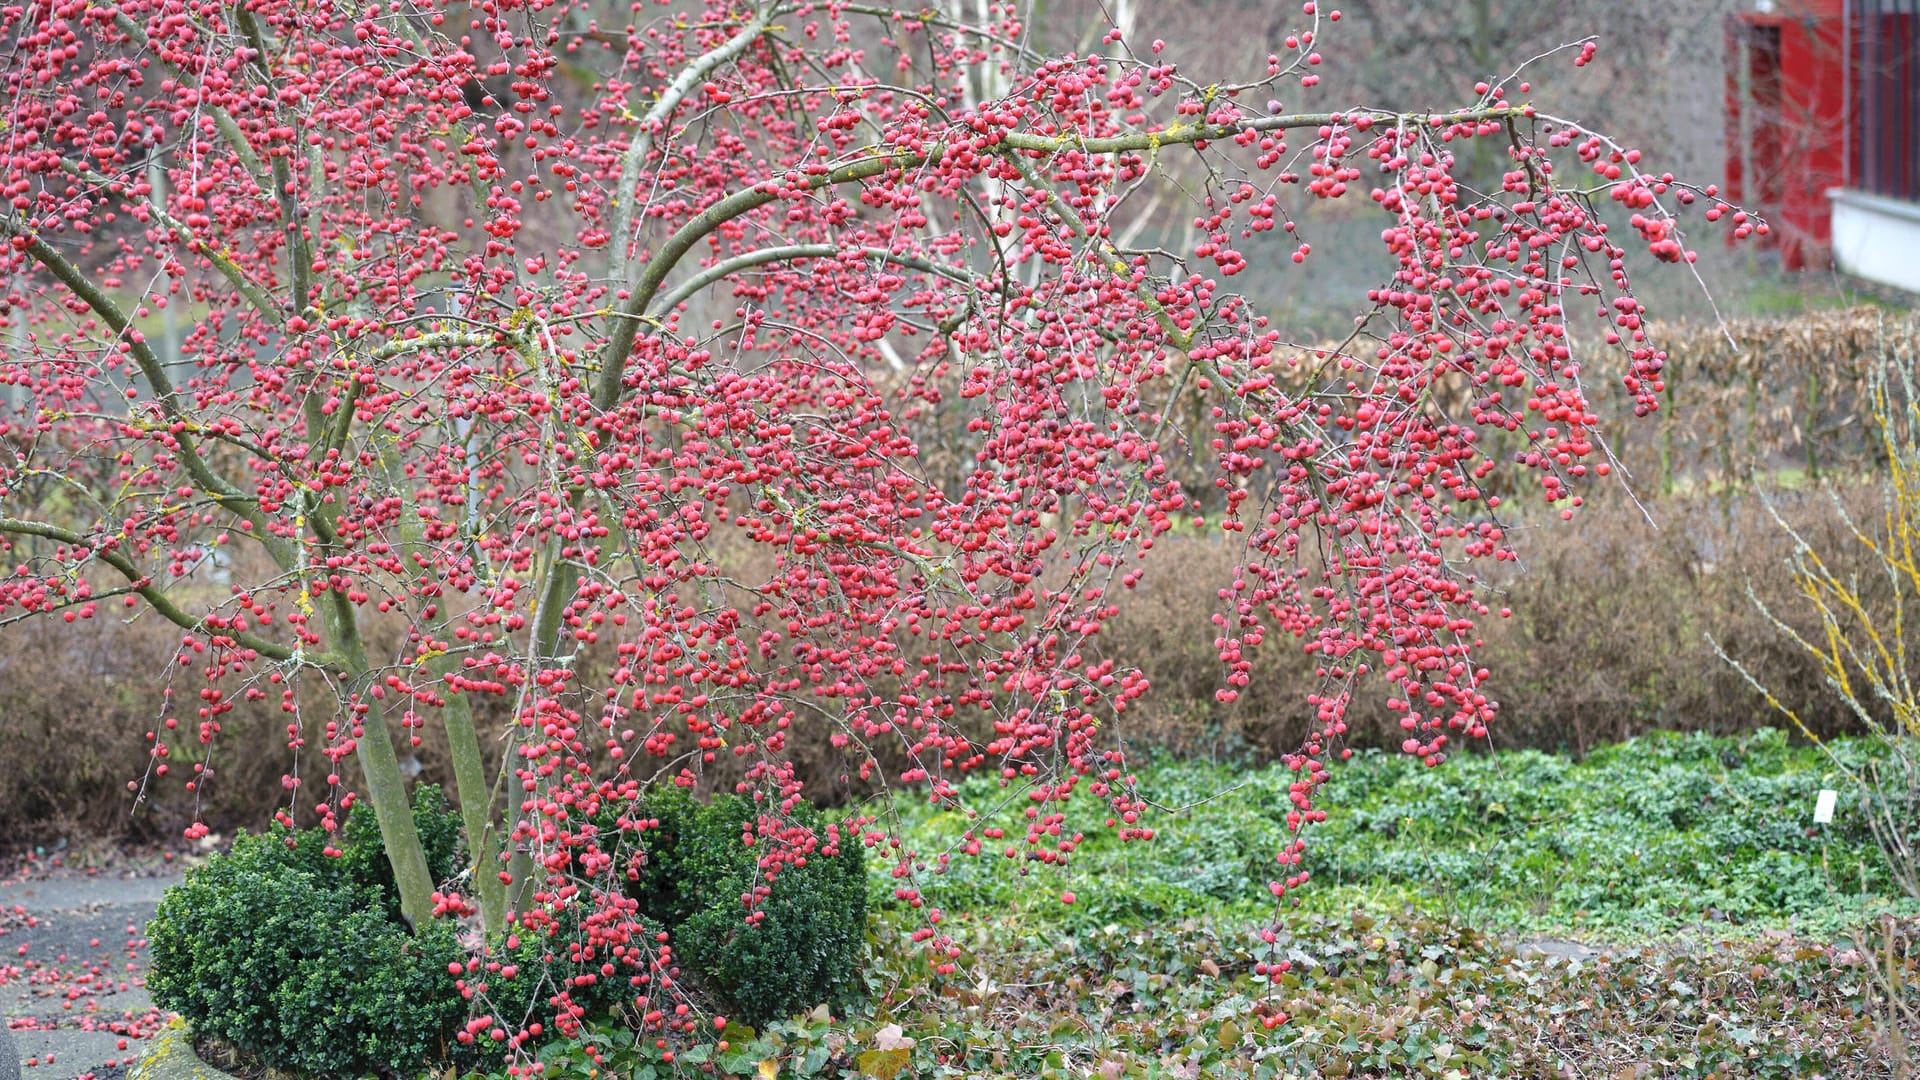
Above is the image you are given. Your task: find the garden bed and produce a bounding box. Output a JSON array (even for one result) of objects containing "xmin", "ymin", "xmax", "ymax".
[{"xmin": 113, "ymin": 731, "xmax": 1917, "ymax": 1079}]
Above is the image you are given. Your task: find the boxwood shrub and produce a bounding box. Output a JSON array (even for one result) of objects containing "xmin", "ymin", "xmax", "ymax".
[
  {"xmin": 146, "ymin": 787, "xmax": 468, "ymax": 1077},
  {"xmin": 149, "ymin": 783, "xmax": 868, "ymax": 1075},
  {"xmin": 614, "ymin": 787, "xmax": 868, "ymax": 1027}
]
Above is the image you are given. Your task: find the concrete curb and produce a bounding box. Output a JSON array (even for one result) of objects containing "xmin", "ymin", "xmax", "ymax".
[
  {"xmin": 129, "ymin": 1019, "xmax": 238, "ymax": 1080},
  {"xmin": 2, "ymin": 1016, "xmax": 19, "ymax": 1080}
]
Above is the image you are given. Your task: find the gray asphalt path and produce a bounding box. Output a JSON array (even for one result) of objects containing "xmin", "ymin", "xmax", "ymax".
[{"xmin": 0, "ymin": 869, "xmax": 180, "ymax": 1080}]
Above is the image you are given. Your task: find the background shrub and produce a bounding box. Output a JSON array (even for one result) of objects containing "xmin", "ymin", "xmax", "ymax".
[{"xmin": 1095, "ymin": 482, "xmax": 1902, "ymax": 760}]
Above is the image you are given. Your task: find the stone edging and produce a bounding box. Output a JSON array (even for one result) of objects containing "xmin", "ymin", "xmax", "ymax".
[{"xmin": 130, "ymin": 1018, "xmax": 240, "ymax": 1080}]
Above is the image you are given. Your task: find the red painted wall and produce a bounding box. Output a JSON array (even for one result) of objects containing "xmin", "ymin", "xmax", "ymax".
[{"xmin": 1726, "ymin": 0, "xmax": 1848, "ymax": 268}]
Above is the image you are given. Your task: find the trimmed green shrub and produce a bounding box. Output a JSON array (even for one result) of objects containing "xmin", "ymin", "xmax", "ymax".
[
  {"xmin": 151, "ymin": 781, "xmax": 868, "ymax": 1077},
  {"xmin": 243, "ymin": 786, "xmax": 465, "ymax": 923},
  {"xmin": 613, "ymin": 788, "xmax": 867, "ymax": 1027},
  {"xmin": 147, "ymin": 787, "xmax": 469, "ymax": 1077}
]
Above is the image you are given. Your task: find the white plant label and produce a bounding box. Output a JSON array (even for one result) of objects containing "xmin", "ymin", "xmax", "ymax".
[{"xmin": 1813, "ymin": 788, "xmax": 1838, "ymax": 824}]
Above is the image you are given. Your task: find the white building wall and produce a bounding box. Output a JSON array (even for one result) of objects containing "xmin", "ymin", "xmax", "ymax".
[{"xmin": 1829, "ymin": 188, "xmax": 1920, "ymax": 294}]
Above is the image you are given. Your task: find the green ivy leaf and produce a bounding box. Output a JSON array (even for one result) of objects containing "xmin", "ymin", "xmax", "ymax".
[{"xmin": 856, "ymin": 1047, "xmax": 911, "ymax": 1079}]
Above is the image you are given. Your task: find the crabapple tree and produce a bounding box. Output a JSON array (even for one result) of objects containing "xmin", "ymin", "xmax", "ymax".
[{"xmin": 0, "ymin": 0, "xmax": 1751, "ymax": 1029}]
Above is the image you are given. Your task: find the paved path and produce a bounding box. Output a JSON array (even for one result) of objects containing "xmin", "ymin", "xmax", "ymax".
[{"xmin": 0, "ymin": 868, "xmax": 179, "ymax": 1080}]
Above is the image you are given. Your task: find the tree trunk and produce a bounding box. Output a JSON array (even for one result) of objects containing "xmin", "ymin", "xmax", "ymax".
[
  {"xmin": 320, "ymin": 589, "xmax": 437, "ymax": 929},
  {"xmin": 438, "ymin": 678, "xmax": 505, "ymax": 935}
]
